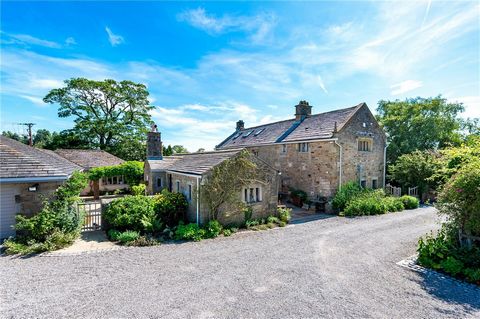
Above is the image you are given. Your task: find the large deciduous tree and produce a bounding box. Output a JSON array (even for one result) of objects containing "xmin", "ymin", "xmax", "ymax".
[
  {"xmin": 376, "ymin": 96, "xmax": 465, "ymax": 164},
  {"xmin": 43, "ymin": 78, "xmax": 154, "ymax": 154}
]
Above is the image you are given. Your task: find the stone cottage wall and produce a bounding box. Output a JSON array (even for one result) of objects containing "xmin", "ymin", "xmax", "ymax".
[
  {"xmin": 335, "ymin": 105, "xmax": 386, "ymax": 189},
  {"xmin": 15, "ymin": 181, "xmax": 63, "ymax": 217},
  {"xmin": 249, "ymin": 141, "xmax": 340, "ymax": 199}
]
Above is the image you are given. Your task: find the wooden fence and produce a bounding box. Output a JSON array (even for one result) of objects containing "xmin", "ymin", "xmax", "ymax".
[{"xmin": 385, "ymin": 184, "xmax": 401, "ymax": 197}]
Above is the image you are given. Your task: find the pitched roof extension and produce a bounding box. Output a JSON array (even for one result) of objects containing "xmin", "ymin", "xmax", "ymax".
[
  {"xmin": 0, "ymin": 136, "xmax": 82, "ymax": 181},
  {"xmin": 54, "ymin": 149, "xmax": 124, "ymax": 170},
  {"xmin": 148, "ymin": 149, "xmax": 244, "ymax": 175},
  {"xmin": 216, "ymin": 103, "xmax": 364, "ymax": 149}
]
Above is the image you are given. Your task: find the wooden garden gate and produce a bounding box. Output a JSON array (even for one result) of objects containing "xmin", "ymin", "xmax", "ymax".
[{"xmin": 77, "ymin": 201, "xmax": 103, "ymax": 231}]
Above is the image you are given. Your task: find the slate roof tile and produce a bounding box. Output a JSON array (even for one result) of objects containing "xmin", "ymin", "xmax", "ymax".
[
  {"xmin": 148, "ymin": 149, "xmax": 244, "ymax": 175},
  {"xmin": 217, "ymin": 103, "xmax": 364, "ymax": 149},
  {"xmin": 0, "ymin": 136, "xmax": 82, "ymax": 180},
  {"xmin": 54, "ymin": 149, "xmax": 124, "ymax": 170}
]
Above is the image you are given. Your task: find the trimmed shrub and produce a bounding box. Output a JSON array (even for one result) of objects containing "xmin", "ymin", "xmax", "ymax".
[
  {"xmin": 400, "ymin": 195, "xmax": 419, "ymax": 209},
  {"xmin": 107, "ymin": 229, "xmax": 121, "ymax": 241},
  {"xmin": 117, "ymin": 230, "xmax": 140, "ymax": 244},
  {"xmin": 103, "ymin": 195, "xmax": 157, "ymax": 233},
  {"xmin": 204, "ymin": 220, "xmax": 223, "ymax": 238},
  {"xmin": 131, "ymin": 184, "xmax": 146, "ymax": 196},
  {"xmin": 154, "ymin": 190, "xmax": 188, "ymax": 226},
  {"xmin": 267, "ymin": 216, "xmax": 280, "ymax": 224},
  {"xmin": 344, "ymin": 197, "xmax": 388, "ymax": 216},
  {"xmin": 278, "ymin": 207, "xmax": 292, "ymax": 223},
  {"xmin": 175, "ymin": 223, "xmax": 205, "ymax": 242},
  {"xmin": 384, "ymin": 197, "xmax": 405, "ymax": 212},
  {"xmin": 332, "ymin": 182, "xmax": 363, "ymax": 212}
]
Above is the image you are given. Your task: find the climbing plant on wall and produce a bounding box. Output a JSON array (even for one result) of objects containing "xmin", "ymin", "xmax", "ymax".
[
  {"xmin": 201, "ymin": 150, "xmax": 258, "ymax": 220},
  {"xmin": 88, "ymin": 161, "xmax": 144, "ymax": 186}
]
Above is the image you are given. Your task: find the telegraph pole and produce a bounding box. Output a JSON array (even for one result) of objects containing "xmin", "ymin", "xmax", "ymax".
[{"xmin": 19, "ymin": 123, "xmax": 35, "ymax": 146}]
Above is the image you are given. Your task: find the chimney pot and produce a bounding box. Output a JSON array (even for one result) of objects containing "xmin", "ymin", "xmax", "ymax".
[
  {"xmin": 236, "ymin": 120, "xmax": 245, "ymax": 131},
  {"xmin": 295, "ymin": 100, "xmax": 312, "ymax": 120}
]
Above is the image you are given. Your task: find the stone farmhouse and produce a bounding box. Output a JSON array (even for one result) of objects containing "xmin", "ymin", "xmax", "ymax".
[
  {"xmin": 144, "ymin": 130, "xmax": 280, "ymax": 225},
  {"xmin": 216, "ymin": 101, "xmax": 387, "ymax": 206}
]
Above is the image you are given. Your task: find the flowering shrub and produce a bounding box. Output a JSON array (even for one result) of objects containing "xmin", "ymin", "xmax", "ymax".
[{"xmin": 437, "ymin": 160, "xmax": 480, "ymax": 237}]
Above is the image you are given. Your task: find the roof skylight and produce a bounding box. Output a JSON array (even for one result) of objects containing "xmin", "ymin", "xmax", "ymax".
[
  {"xmin": 254, "ymin": 128, "xmax": 265, "ymax": 136},
  {"xmin": 243, "ymin": 131, "xmax": 253, "ymax": 138}
]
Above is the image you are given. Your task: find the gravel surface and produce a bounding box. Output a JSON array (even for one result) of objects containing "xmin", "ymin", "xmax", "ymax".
[{"xmin": 1, "ymin": 207, "xmax": 479, "ymax": 319}]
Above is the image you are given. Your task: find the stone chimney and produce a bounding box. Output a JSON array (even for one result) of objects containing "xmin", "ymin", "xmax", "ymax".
[
  {"xmin": 147, "ymin": 124, "xmax": 163, "ymax": 160},
  {"xmin": 236, "ymin": 120, "xmax": 245, "ymax": 131},
  {"xmin": 295, "ymin": 100, "xmax": 312, "ymax": 120}
]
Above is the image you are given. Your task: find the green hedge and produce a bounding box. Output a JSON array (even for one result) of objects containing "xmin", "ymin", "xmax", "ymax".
[{"xmin": 103, "ymin": 195, "xmax": 158, "ymax": 233}]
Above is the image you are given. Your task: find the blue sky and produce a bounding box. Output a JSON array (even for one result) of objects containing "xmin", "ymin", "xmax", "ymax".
[{"xmin": 1, "ymin": 1, "xmax": 479, "ymax": 151}]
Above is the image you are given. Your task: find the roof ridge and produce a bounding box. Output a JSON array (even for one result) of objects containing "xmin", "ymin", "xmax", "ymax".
[
  {"xmin": 172, "ymin": 148, "xmax": 245, "ymax": 156},
  {"xmin": 241, "ymin": 103, "xmax": 363, "ymax": 131}
]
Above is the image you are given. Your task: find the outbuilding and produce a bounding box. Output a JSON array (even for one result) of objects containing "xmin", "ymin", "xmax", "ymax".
[{"xmin": 0, "ymin": 136, "xmax": 81, "ymax": 239}]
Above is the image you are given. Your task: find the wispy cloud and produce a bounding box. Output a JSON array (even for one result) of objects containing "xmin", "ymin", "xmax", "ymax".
[
  {"xmin": 105, "ymin": 27, "xmax": 124, "ymax": 46},
  {"xmin": 390, "ymin": 80, "xmax": 423, "ymax": 95},
  {"xmin": 19, "ymin": 95, "xmax": 47, "ymax": 106},
  {"xmin": 177, "ymin": 8, "xmax": 276, "ymax": 44},
  {"xmin": 2, "ymin": 32, "xmax": 62, "ymax": 48}
]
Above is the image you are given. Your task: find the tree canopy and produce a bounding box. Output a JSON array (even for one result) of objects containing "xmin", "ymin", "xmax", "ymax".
[
  {"xmin": 376, "ymin": 96, "xmax": 465, "ymax": 164},
  {"xmin": 43, "ymin": 78, "xmax": 154, "ymax": 153}
]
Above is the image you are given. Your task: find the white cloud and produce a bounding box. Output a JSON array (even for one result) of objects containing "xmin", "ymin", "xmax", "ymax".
[
  {"xmin": 452, "ymin": 96, "xmax": 480, "ymax": 119},
  {"xmin": 105, "ymin": 27, "xmax": 124, "ymax": 46},
  {"xmin": 177, "ymin": 8, "xmax": 276, "ymax": 44},
  {"xmin": 19, "ymin": 95, "xmax": 47, "ymax": 106},
  {"xmin": 3, "ymin": 33, "xmax": 61, "ymax": 48},
  {"xmin": 390, "ymin": 80, "xmax": 423, "ymax": 95}
]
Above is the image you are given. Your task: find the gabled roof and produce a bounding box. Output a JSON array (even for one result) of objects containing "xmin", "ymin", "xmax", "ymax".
[
  {"xmin": 54, "ymin": 149, "xmax": 124, "ymax": 170},
  {"xmin": 0, "ymin": 136, "xmax": 82, "ymax": 181},
  {"xmin": 148, "ymin": 149, "xmax": 244, "ymax": 175},
  {"xmin": 216, "ymin": 103, "xmax": 364, "ymax": 149}
]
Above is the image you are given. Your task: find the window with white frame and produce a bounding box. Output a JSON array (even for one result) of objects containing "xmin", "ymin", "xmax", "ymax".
[
  {"xmin": 298, "ymin": 142, "xmax": 309, "ymax": 153},
  {"xmin": 358, "ymin": 138, "xmax": 372, "ymax": 152},
  {"xmin": 243, "ymin": 186, "xmax": 262, "ymax": 203},
  {"xmin": 102, "ymin": 175, "xmax": 124, "ymax": 185}
]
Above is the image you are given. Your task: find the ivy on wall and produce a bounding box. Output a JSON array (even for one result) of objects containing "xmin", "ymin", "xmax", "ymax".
[{"xmin": 88, "ymin": 161, "xmax": 144, "ymax": 186}]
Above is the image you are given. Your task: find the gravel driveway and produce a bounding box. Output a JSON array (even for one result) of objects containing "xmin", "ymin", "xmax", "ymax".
[{"xmin": 1, "ymin": 207, "xmax": 479, "ymax": 318}]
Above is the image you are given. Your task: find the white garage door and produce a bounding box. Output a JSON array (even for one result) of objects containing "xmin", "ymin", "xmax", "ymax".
[{"xmin": 0, "ymin": 184, "xmax": 20, "ymax": 239}]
